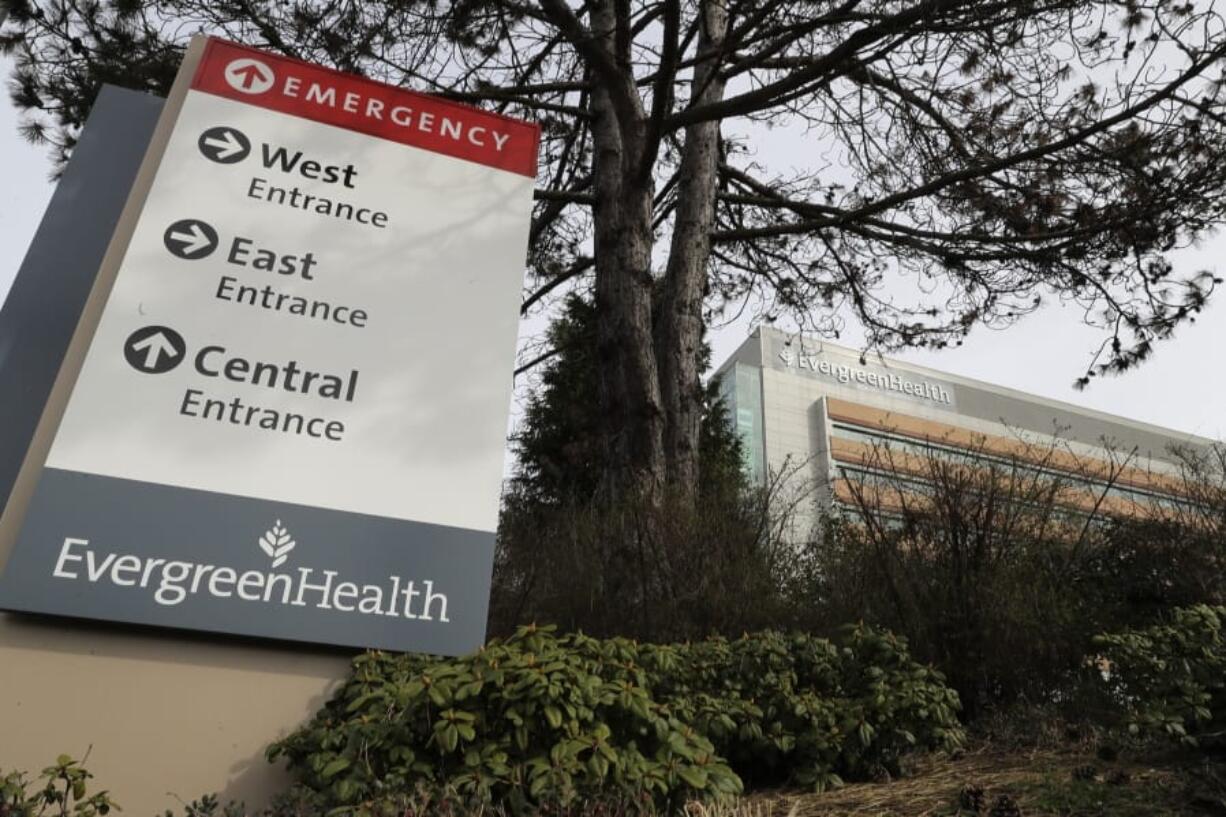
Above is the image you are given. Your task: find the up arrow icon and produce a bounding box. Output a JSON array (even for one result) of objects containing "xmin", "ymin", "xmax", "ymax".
[
  {"xmin": 124, "ymin": 326, "xmax": 187, "ymax": 374},
  {"xmin": 223, "ymin": 58, "xmax": 275, "ymax": 95},
  {"xmin": 163, "ymin": 219, "xmax": 219, "ymax": 259},
  {"xmin": 198, "ymin": 126, "xmax": 251, "ymax": 164},
  {"xmin": 132, "ymin": 333, "xmax": 177, "ymax": 367}
]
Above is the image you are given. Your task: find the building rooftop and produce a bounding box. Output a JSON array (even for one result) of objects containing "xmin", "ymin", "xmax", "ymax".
[{"xmin": 714, "ymin": 326, "xmax": 1216, "ymax": 461}]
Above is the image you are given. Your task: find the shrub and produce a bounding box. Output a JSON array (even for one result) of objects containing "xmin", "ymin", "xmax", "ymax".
[
  {"xmin": 0, "ymin": 756, "xmax": 117, "ymax": 817},
  {"xmin": 1094, "ymin": 604, "xmax": 1226, "ymax": 747},
  {"xmin": 643, "ymin": 627, "xmax": 964, "ymax": 791},
  {"xmin": 795, "ymin": 437, "xmax": 1226, "ymax": 720},
  {"xmin": 492, "ymin": 294, "xmax": 801, "ymax": 643},
  {"xmin": 270, "ymin": 625, "xmax": 963, "ymax": 811},
  {"xmin": 492, "ymin": 490, "xmax": 800, "ymax": 643},
  {"xmin": 269, "ymin": 625, "xmax": 741, "ymax": 814}
]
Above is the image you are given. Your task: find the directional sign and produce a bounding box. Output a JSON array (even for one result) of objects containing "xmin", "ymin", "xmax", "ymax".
[
  {"xmin": 0, "ymin": 37, "xmax": 539, "ymax": 655},
  {"xmin": 197, "ymin": 126, "xmax": 251, "ymax": 164}
]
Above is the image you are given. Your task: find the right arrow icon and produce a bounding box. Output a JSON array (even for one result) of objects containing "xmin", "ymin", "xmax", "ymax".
[
  {"xmin": 198, "ymin": 126, "xmax": 251, "ymax": 164},
  {"xmin": 163, "ymin": 219, "xmax": 219, "ymax": 259},
  {"xmin": 124, "ymin": 326, "xmax": 187, "ymax": 374}
]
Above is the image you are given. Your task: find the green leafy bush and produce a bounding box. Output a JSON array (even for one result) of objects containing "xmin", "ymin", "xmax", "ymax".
[
  {"xmin": 269, "ymin": 625, "xmax": 740, "ymax": 814},
  {"xmin": 643, "ymin": 627, "xmax": 964, "ymax": 791},
  {"xmin": 270, "ymin": 625, "xmax": 963, "ymax": 811},
  {"xmin": 1094, "ymin": 604, "xmax": 1226, "ymax": 747},
  {"xmin": 1, "ymin": 756, "xmax": 117, "ymax": 817}
]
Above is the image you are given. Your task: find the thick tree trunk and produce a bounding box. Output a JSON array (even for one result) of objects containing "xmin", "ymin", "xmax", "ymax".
[
  {"xmin": 655, "ymin": 0, "xmax": 729, "ymax": 502},
  {"xmin": 588, "ymin": 2, "xmax": 665, "ymax": 506}
]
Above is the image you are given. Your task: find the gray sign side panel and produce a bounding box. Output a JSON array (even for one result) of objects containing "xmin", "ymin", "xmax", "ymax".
[
  {"xmin": 0, "ymin": 88, "xmax": 165, "ymax": 514},
  {"xmin": 0, "ymin": 468, "xmax": 492, "ymax": 656}
]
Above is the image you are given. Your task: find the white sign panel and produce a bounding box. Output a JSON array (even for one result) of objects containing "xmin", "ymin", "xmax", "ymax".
[{"xmin": 0, "ymin": 38, "xmax": 540, "ymax": 653}]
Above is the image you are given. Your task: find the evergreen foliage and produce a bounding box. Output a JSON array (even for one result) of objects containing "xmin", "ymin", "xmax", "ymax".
[
  {"xmin": 489, "ymin": 296, "xmax": 772, "ymax": 640},
  {"xmin": 1095, "ymin": 605, "xmax": 1226, "ymax": 748},
  {"xmin": 267, "ymin": 625, "xmax": 964, "ymax": 812},
  {"xmin": 509, "ymin": 293, "xmax": 744, "ymax": 509}
]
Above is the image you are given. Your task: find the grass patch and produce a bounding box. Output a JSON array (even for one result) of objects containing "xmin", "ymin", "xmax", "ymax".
[
  {"xmin": 737, "ymin": 746, "xmax": 1226, "ymax": 817},
  {"xmin": 1018, "ymin": 769, "xmax": 1196, "ymax": 816}
]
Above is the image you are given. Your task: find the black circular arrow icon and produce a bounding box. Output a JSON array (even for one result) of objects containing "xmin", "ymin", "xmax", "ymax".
[
  {"xmin": 163, "ymin": 219, "xmax": 219, "ymax": 260},
  {"xmin": 124, "ymin": 326, "xmax": 186, "ymax": 374},
  {"xmin": 198, "ymin": 126, "xmax": 251, "ymax": 164}
]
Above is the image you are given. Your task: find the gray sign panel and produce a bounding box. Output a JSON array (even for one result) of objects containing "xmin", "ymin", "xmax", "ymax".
[
  {"xmin": 0, "ymin": 87, "xmax": 163, "ymax": 513},
  {"xmin": 0, "ymin": 469, "xmax": 492, "ymax": 653}
]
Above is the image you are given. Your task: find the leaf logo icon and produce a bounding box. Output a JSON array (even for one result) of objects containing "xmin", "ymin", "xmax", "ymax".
[{"xmin": 259, "ymin": 520, "xmax": 296, "ymax": 568}]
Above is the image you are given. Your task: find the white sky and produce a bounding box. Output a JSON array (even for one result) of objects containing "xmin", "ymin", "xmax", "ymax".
[{"xmin": 2, "ymin": 58, "xmax": 1224, "ymax": 444}]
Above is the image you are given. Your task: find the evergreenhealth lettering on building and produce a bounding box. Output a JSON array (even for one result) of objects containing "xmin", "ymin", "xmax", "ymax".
[
  {"xmin": 0, "ymin": 37, "xmax": 540, "ymax": 655},
  {"xmin": 777, "ymin": 347, "xmax": 953, "ymax": 405}
]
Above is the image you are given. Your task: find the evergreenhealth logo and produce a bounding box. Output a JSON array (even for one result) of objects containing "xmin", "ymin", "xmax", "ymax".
[
  {"xmin": 778, "ymin": 349, "xmax": 953, "ymax": 406},
  {"xmin": 259, "ymin": 520, "xmax": 296, "ymax": 568},
  {"xmin": 50, "ymin": 533, "xmax": 449, "ymax": 621}
]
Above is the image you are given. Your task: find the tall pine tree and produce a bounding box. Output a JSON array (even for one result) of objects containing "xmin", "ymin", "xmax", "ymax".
[
  {"xmin": 508, "ymin": 293, "xmax": 744, "ymax": 510},
  {"xmin": 7, "ymin": 1, "xmax": 1226, "ymax": 506}
]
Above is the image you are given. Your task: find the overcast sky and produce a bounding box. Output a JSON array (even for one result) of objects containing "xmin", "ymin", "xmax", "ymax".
[{"xmin": 2, "ymin": 59, "xmax": 1224, "ymax": 444}]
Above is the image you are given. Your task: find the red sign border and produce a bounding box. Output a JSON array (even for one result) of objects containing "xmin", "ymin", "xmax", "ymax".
[{"xmin": 191, "ymin": 37, "xmax": 541, "ymax": 178}]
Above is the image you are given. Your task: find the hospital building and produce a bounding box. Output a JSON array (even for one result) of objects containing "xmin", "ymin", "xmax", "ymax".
[{"xmin": 713, "ymin": 327, "xmax": 1214, "ymax": 535}]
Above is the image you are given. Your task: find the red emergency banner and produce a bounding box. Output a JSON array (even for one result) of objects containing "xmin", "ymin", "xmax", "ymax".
[{"xmin": 191, "ymin": 38, "xmax": 540, "ymax": 178}]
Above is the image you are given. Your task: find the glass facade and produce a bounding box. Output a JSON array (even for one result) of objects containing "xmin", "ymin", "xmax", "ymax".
[
  {"xmin": 828, "ymin": 422, "xmax": 1193, "ymax": 514},
  {"xmin": 718, "ymin": 363, "xmax": 767, "ymax": 485}
]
